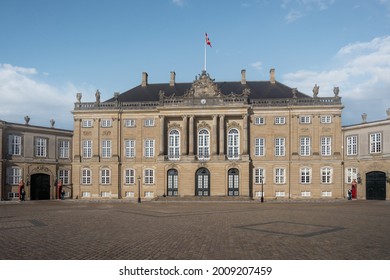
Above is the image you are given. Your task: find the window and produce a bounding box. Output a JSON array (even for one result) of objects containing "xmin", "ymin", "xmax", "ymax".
[
  {"xmin": 8, "ymin": 192, "xmax": 19, "ymax": 199},
  {"xmin": 321, "ymin": 137, "xmax": 332, "ymax": 156},
  {"xmin": 168, "ymin": 130, "xmax": 180, "ymax": 160},
  {"xmin": 301, "ymin": 191, "xmax": 311, "ymax": 197},
  {"xmin": 255, "ymin": 138, "xmax": 265, "ymax": 156},
  {"xmin": 101, "ymin": 119, "xmax": 112, "ymax": 127},
  {"xmin": 321, "ymin": 191, "xmax": 332, "ymax": 197},
  {"xmin": 144, "ymin": 169, "xmax": 154, "ymax": 184},
  {"xmin": 275, "ymin": 168, "xmax": 285, "ymax": 184},
  {"xmin": 82, "ymin": 140, "xmax": 92, "ymax": 158},
  {"xmin": 198, "ymin": 129, "xmax": 210, "ymax": 159},
  {"xmin": 35, "ymin": 137, "xmax": 47, "ymax": 157},
  {"xmin": 101, "ymin": 168, "xmax": 111, "ymax": 184},
  {"xmin": 370, "ymin": 132, "xmax": 382, "ymax": 153},
  {"xmin": 346, "ymin": 167, "xmax": 358, "ymax": 184},
  {"xmin": 82, "ymin": 191, "xmax": 91, "ymax": 198},
  {"xmin": 255, "ymin": 117, "xmax": 265, "ymax": 125},
  {"xmin": 300, "ymin": 116, "xmax": 311, "ymax": 124},
  {"xmin": 101, "ymin": 191, "xmax": 111, "ymax": 197},
  {"xmin": 124, "ymin": 169, "xmax": 135, "ymax": 184},
  {"xmin": 321, "ymin": 115, "xmax": 332, "ymax": 123},
  {"xmin": 102, "ymin": 140, "xmax": 112, "ymax": 158},
  {"xmin": 321, "ymin": 167, "xmax": 332, "ymax": 184},
  {"xmin": 274, "ymin": 116, "xmax": 286, "ymax": 124},
  {"xmin": 300, "ymin": 137, "xmax": 311, "ymax": 156},
  {"xmin": 227, "ymin": 129, "xmax": 240, "ymax": 159},
  {"xmin": 59, "ymin": 140, "xmax": 70, "ymax": 159},
  {"xmin": 82, "ymin": 119, "xmax": 93, "ymax": 128},
  {"xmin": 300, "ymin": 167, "xmax": 311, "ymax": 184},
  {"xmin": 255, "ymin": 191, "xmax": 265, "ymax": 197},
  {"xmin": 144, "ymin": 139, "xmax": 155, "ymax": 158},
  {"xmin": 7, "ymin": 167, "xmax": 22, "ymax": 185},
  {"xmin": 58, "ymin": 169, "xmax": 70, "ymax": 185},
  {"xmin": 275, "ymin": 138, "xmax": 285, "ymax": 156},
  {"xmin": 125, "ymin": 191, "xmax": 134, "ymax": 198},
  {"xmin": 125, "ymin": 140, "xmax": 136, "ymax": 158},
  {"xmin": 275, "ymin": 191, "xmax": 285, "ymax": 197},
  {"xmin": 8, "ymin": 135, "xmax": 22, "ymax": 155},
  {"xmin": 125, "ymin": 119, "xmax": 136, "ymax": 127},
  {"xmin": 81, "ymin": 168, "xmax": 92, "ymax": 185},
  {"xmin": 254, "ymin": 168, "xmax": 265, "ymax": 184},
  {"xmin": 144, "ymin": 191, "xmax": 154, "ymax": 198},
  {"xmin": 144, "ymin": 119, "xmax": 155, "ymax": 127},
  {"xmin": 346, "ymin": 135, "xmax": 358, "ymax": 156}
]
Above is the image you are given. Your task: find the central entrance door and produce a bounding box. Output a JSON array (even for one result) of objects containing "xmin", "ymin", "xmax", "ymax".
[
  {"xmin": 31, "ymin": 173, "xmax": 51, "ymax": 200},
  {"xmin": 196, "ymin": 168, "xmax": 210, "ymax": 196},
  {"xmin": 366, "ymin": 171, "xmax": 386, "ymax": 200}
]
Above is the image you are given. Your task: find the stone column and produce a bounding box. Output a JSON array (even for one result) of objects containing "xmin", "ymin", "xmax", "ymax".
[
  {"xmin": 189, "ymin": 115, "xmax": 194, "ymax": 155},
  {"xmin": 159, "ymin": 115, "xmax": 165, "ymax": 156},
  {"xmin": 182, "ymin": 115, "xmax": 188, "ymax": 155},
  {"xmin": 212, "ymin": 115, "xmax": 218, "ymax": 155},
  {"xmin": 243, "ymin": 114, "xmax": 248, "ymax": 155},
  {"xmin": 219, "ymin": 114, "xmax": 225, "ymax": 155}
]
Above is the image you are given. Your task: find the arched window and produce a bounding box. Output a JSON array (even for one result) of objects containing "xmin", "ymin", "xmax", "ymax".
[
  {"xmin": 196, "ymin": 168, "xmax": 210, "ymax": 196},
  {"xmin": 168, "ymin": 130, "xmax": 180, "ymax": 160},
  {"xmin": 227, "ymin": 128, "xmax": 239, "ymax": 159},
  {"xmin": 198, "ymin": 129, "xmax": 210, "ymax": 159}
]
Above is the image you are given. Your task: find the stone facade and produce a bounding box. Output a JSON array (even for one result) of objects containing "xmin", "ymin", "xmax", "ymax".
[
  {"xmin": 71, "ymin": 70, "xmax": 345, "ymax": 200},
  {"xmin": 0, "ymin": 119, "xmax": 73, "ymax": 200}
]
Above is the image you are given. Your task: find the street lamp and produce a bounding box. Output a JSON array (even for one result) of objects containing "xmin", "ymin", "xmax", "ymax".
[
  {"xmin": 260, "ymin": 176, "xmax": 264, "ymax": 203},
  {"xmin": 137, "ymin": 175, "xmax": 141, "ymax": 203}
]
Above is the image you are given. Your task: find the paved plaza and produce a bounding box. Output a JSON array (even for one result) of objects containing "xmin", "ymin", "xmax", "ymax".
[{"xmin": 0, "ymin": 199, "xmax": 389, "ymax": 260}]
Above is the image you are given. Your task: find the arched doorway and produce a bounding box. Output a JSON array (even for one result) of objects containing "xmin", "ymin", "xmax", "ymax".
[
  {"xmin": 31, "ymin": 173, "xmax": 51, "ymax": 200},
  {"xmin": 167, "ymin": 169, "xmax": 178, "ymax": 196},
  {"xmin": 366, "ymin": 171, "xmax": 386, "ymax": 200},
  {"xmin": 228, "ymin": 168, "xmax": 239, "ymax": 196},
  {"xmin": 195, "ymin": 168, "xmax": 210, "ymax": 196}
]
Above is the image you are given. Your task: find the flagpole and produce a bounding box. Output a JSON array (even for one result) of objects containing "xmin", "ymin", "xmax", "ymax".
[{"xmin": 204, "ymin": 38, "xmax": 207, "ymax": 72}]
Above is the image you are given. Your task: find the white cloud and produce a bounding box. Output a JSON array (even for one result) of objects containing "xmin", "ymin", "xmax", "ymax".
[
  {"xmin": 251, "ymin": 61, "xmax": 262, "ymax": 71},
  {"xmin": 282, "ymin": 36, "xmax": 390, "ymax": 125},
  {"xmin": 171, "ymin": 0, "xmax": 186, "ymax": 7},
  {"xmin": 282, "ymin": 0, "xmax": 335, "ymax": 22},
  {"xmin": 286, "ymin": 10, "xmax": 304, "ymax": 23},
  {"xmin": 0, "ymin": 64, "xmax": 82, "ymax": 129}
]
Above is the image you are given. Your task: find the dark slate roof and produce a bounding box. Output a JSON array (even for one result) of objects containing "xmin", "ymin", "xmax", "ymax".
[{"xmin": 105, "ymin": 80, "xmax": 310, "ymax": 103}]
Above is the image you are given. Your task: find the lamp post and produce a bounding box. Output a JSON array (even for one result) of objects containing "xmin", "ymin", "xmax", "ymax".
[
  {"xmin": 260, "ymin": 176, "xmax": 264, "ymax": 203},
  {"xmin": 137, "ymin": 175, "xmax": 141, "ymax": 203}
]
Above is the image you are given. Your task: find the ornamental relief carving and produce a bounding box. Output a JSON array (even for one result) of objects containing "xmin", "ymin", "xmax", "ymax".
[
  {"xmin": 168, "ymin": 123, "xmax": 181, "ymax": 131},
  {"xmin": 227, "ymin": 121, "xmax": 241, "ymax": 130},
  {"xmin": 300, "ymin": 128, "xmax": 310, "ymax": 132},
  {"xmin": 197, "ymin": 121, "xmax": 211, "ymax": 131},
  {"xmin": 184, "ymin": 72, "xmax": 222, "ymax": 98},
  {"xmin": 102, "ymin": 131, "xmax": 111, "ymax": 136},
  {"xmin": 83, "ymin": 131, "xmax": 92, "ymax": 136},
  {"xmin": 322, "ymin": 127, "xmax": 331, "ymax": 132}
]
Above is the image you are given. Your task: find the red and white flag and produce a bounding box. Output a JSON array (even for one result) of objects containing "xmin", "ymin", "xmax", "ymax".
[{"xmin": 205, "ymin": 33, "xmax": 212, "ymax": 48}]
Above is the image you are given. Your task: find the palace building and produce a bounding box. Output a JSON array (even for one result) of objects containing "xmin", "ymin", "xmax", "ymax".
[{"xmin": 71, "ymin": 69, "xmax": 345, "ymax": 200}]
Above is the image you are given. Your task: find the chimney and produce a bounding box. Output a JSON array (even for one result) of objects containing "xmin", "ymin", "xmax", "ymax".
[
  {"xmin": 269, "ymin": 68, "xmax": 275, "ymax": 84},
  {"xmin": 141, "ymin": 72, "xmax": 148, "ymax": 87},
  {"xmin": 241, "ymin": 69, "xmax": 246, "ymax": 85},
  {"xmin": 170, "ymin": 71, "xmax": 176, "ymax": 86}
]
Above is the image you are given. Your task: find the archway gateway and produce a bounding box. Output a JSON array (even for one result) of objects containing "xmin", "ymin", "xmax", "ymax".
[
  {"xmin": 30, "ymin": 173, "xmax": 51, "ymax": 200},
  {"xmin": 366, "ymin": 171, "xmax": 386, "ymax": 200}
]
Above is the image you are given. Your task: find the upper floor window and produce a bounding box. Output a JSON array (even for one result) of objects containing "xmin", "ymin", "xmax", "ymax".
[
  {"xmin": 255, "ymin": 117, "xmax": 265, "ymax": 125},
  {"xmin": 300, "ymin": 116, "xmax": 311, "ymax": 124},
  {"xmin": 124, "ymin": 119, "xmax": 136, "ymax": 127},
  {"xmin": 101, "ymin": 119, "xmax": 112, "ymax": 127},
  {"xmin": 227, "ymin": 128, "xmax": 240, "ymax": 159},
  {"xmin": 370, "ymin": 132, "xmax": 382, "ymax": 153},
  {"xmin": 81, "ymin": 168, "xmax": 92, "ymax": 185},
  {"xmin": 321, "ymin": 167, "xmax": 332, "ymax": 184},
  {"xmin": 275, "ymin": 138, "xmax": 285, "ymax": 156},
  {"xmin": 144, "ymin": 169, "xmax": 155, "ymax": 184},
  {"xmin": 300, "ymin": 137, "xmax": 311, "ymax": 156},
  {"xmin": 275, "ymin": 168, "xmax": 286, "ymax": 184},
  {"xmin": 124, "ymin": 169, "xmax": 135, "ymax": 184},
  {"xmin": 59, "ymin": 140, "xmax": 70, "ymax": 159},
  {"xmin": 82, "ymin": 140, "xmax": 92, "ymax": 158},
  {"xmin": 255, "ymin": 138, "xmax": 265, "ymax": 157},
  {"xmin": 35, "ymin": 137, "xmax": 47, "ymax": 157},
  {"xmin": 300, "ymin": 167, "xmax": 311, "ymax": 184},
  {"xmin": 102, "ymin": 140, "xmax": 112, "ymax": 158},
  {"xmin": 82, "ymin": 119, "xmax": 93, "ymax": 128},
  {"xmin": 8, "ymin": 135, "xmax": 22, "ymax": 155},
  {"xmin": 346, "ymin": 135, "xmax": 358, "ymax": 156},
  {"xmin": 168, "ymin": 130, "xmax": 180, "ymax": 160},
  {"xmin": 100, "ymin": 168, "xmax": 111, "ymax": 184},
  {"xmin": 321, "ymin": 115, "xmax": 332, "ymax": 123},
  {"xmin": 274, "ymin": 116, "xmax": 286, "ymax": 125},
  {"xmin": 254, "ymin": 168, "xmax": 265, "ymax": 184},
  {"xmin": 144, "ymin": 139, "xmax": 155, "ymax": 158},
  {"xmin": 144, "ymin": 119, "xmax": 155, "ymax": 127},
  {"xmin": 198, "ymin": 129, "xmax": 210, "ymax": 160},
  {"xmin": 321, "ymin": 137, "xmax": 332, "ymax": 156},
  {"xmin": 125, "ymin": 140, "xmax": 136, "ymax": 158}
]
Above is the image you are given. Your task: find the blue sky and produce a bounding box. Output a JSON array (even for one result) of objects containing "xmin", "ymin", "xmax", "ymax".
[{"xmin": 1, "ymin": 0, "xmax": 390, "ymax": 129}]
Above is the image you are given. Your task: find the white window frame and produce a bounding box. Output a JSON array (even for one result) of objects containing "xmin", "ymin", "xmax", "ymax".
[
  {"xmin": 35, "ymin": 137, "xmax": 47, "ymax": 157},
  {"xmin": 144, "ymin": 139, "xmax": 155, "ymax": 158},
  {"xmin": 59, "ymin": 140, "xmax": 70, "ymax": 159},
  {"xmin": 275, "ymin": 138, "xmax": 285, "ymax": 156},
  {"xmin": 82, "ymin": 140, "xmax": 92, "ymax": 158},
  {"xmin": 100, "ymin": 168, "xmax": 111, "ymax": 185},
  {"xmin": 144, "ymin": 119, "xmax": 155, "ymax": 127},
  {"xmin": 82, "ymin": 119, "xmax": 93, "ymax": 128},
  {"xmin": 274, "ymin": 116, "xmax": 286, "ymax": 124},
  {"xmin": 102, "ymin": 140, "xmax": 112, "ymax": 158},
  {"xmin": 321, "ymin": 137, "xmax": 332, "ymax": 156},
  {"xmin": 101, "ymin": 191, "xmax": 111, "ymax": 197},
  {"xmin": 7, "ymin": 167, "xmax": 22, "ymax": 185},
  {"xmin": 275, "ymin": 168, "xmax": 286, "ymax": 184},
  {"xmin": 144, "ymin": 169, "xmax": 154, "ymax": 184},
  {"xmin": 227, "ymin": 128, "xmax": 240, "ymax": 159},
  {"xmin": 320, "ymin": 115, "xmax": 332, "ymax": 123},
  {"xmin": 58, "ymin": 169, "xmax": 70, "ymax": 185},
  {"xmin": 321, "ymin": 191, "xmax": 332, "ymax": 197},
  {"xmin": 275, "ymin": 191, "xmax": 285, "ymax": 197},
  {"xmin": 346, "ymin": 167, "xmax": 358, "ymax": 184},
  {"xmin": 125, "ymin": 140, "xmax": 136, "ymax": 158},
  {"xmin": 82, "ymin": 191, "xmax": 91, "ymax": 198},
  {"xmin": 299, "ymin": 116, "xmax": 311, "ymax": 124},
  {"xmin": 255, "ymin": 138, "xmax": 265, "ymax": 157},
  {"xmin": 8, "ymin": 135, "xmax": 22, "ymax": 155},
  {"xmin": 300, "ymin": 137, "xmax": 311, "ymax": 156},
  {"xmin": 168, "ymin": 130, "xmax": 180, "ymax": 160},
  {"xmin": 124, "ymin": 168, "xmax": 135, "ymax": 185},
  {"xmin": 124, "ymin": 119, "xmax": 136, "ymax": 127},
  {"xmin": 300, "ymin": 167, "xmax": 311, "ymax": 184},
  {"xmin": 321, "ymin": 167, "xmax": 332, "ymax": 184},
  {"xmin": 198, "ymin": 129, "xmax": 210, "ymax": 160},
  {"xmin": 255, "ymin": 117, "xmax": 265, "ymax": 125},
  {"xmin": 81, "ymin": 168, "xmax": 92, "ymax": 185},
  {"xmin": 370, "ymin": 132, "xmax": 382, "ymax": 154},
  {"xmin": 301, "ymin": 191, "xmax": 311, "ymax": 197},
  {"xmin": 346, "ymin": 135, "xmax": 358, "ymax": 156},
  {"xmin": 101, "ymin": 119, "xmax": 112, "ymax": 127},
  {"xmin": 254, "ymin": 168, "xmax": 265, "ymax": 184}
]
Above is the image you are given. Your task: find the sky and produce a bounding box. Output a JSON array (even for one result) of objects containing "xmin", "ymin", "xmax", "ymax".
[{"xmin": 1, "ymin": 0, "xmax": 390, "ymax": 130}]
